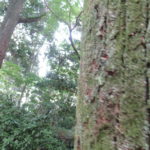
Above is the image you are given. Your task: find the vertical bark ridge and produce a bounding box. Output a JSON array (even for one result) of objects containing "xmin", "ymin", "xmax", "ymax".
[{"xmin": 144, "ymin": 0, "xmax": 150, "ymax": 149}]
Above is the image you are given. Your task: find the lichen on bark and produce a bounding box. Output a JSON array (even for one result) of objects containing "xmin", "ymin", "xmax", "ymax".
[{"xmin": 75, "ymin": 0, "xmax": 150, "ymax": 150}]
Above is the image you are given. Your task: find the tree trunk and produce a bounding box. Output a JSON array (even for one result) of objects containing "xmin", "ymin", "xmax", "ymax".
[
  {"xmin": 0, "ymin": 0, "xmax": 25, "ymax": 67},
  {"xmin": 75, "ymin": 0, "xmax": 150, "ymax": 150}
]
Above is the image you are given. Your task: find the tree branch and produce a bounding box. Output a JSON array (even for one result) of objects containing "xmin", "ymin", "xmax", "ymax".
[
  {"xmin": 18, "ymin": 13, "xmax": 46, "ymax": 24},
  {"xmin": 71, "ymin": 11, "xmax": 83, "ymax": 31},
  {"xmin": 43, "ymin": 0, "xmax": 81, "ymax": 59},
  {"xmin": 69, "ymin": 27, "xmax": 80, "ymax": 59}
]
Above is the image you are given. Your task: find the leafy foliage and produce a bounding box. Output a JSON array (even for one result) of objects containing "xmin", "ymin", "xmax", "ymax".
[
  {"xmin": 0, "ymin": 0, "xmax": 82, "ymax": 149},
  {"xmin": 0, "ymin": 98, "xmax": 69, "ymax": 150}
]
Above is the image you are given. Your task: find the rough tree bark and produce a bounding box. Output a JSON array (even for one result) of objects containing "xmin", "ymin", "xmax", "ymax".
[
  {"xmin": 75, "ymin": 0, "xmax": 150, "ymax": 150},
  {"xmin": 0, "ymin": 0, "xmax": 25, "ymax": 67}
]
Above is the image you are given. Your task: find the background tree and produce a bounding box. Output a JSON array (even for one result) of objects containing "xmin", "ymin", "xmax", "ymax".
[
  {"xmin": 75, "ymin": 0, "xmax": 150, "ymax": 150},
  {"xmin": 0, "ymin": 0, "xmax": 45, "ymax": 67}
]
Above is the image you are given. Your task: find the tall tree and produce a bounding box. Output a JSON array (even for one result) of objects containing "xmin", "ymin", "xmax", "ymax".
[
  {"xmin": 75, "ymin": 0, "xmax": 150, "ymax": 150},
  {"xmin": 0, "ymin": 0, "xmax": 45, "ymax": 67},
  {"xmin": 0, "ymin": 0, "xmax": 25, "ymax": 67}
]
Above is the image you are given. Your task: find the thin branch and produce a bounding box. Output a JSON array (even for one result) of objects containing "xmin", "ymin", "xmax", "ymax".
[
  {"xmin": 18, "ymin": 84, "xmax": 27, "ymax": 107},
  {"xmin": 69, "ymin": 27, "xmax": 80, "ymax": 59},
  {"xmin": 68, "ymin": 11, "xmax": 83, "ymax": 60},
  {"xmin": 18, "ymin": 13, "xmax": 46, "ymax": 24},
  {"xmin": 71, "ymin": 11, "xmax": 83, "ymax": 31}
]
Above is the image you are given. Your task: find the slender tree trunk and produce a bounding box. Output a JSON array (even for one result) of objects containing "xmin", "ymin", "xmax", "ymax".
[
  {"xmin": 18, "ymin": 84, "xmax": 27, "ymax": 107},
  {"xmin": 0, "ymin": 0, "xmax": 25, "ymax": 67},
  {"xmin": 75, "ymin": 0, "xmax": 150, "ymax": 150}
]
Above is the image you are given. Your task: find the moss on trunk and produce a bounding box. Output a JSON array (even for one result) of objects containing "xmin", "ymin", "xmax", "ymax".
[{"xmin": 75, "ymin": 0, "xmax": 150, "ymax": 150}]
